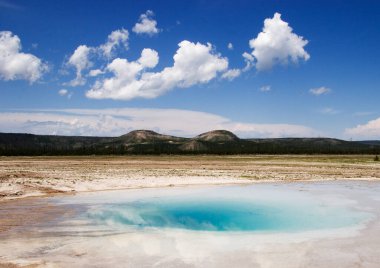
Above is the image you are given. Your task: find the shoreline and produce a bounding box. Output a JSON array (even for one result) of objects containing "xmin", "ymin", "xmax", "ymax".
[
  {"xmin": 1, "ymin": 155, "xmax": 379, "ymax": 201},
  {"xmin": 1, "ymin": 176, "xmax": 379, "ymax": 202}
]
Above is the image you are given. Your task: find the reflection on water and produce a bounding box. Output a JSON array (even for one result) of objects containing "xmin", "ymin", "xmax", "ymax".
[{"xmin": 69, "ymin": 185, "xmax": 370, "ymax": 232}]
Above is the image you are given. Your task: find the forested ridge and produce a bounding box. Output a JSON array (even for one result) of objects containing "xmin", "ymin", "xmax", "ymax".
[{"xmin": 1, "ymin": 130, "xmax": 379, "ymax": 155}]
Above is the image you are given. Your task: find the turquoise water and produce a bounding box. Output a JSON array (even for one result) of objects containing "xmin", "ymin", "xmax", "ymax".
[{"xmin": 83, "ymin": 186, "xmax": 368, "ymax": 232}]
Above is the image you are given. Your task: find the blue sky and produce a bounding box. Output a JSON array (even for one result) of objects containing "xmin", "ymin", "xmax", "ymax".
[{"xmin": 0, "ymin": 0, "xmax": 380, "ymax": 139}]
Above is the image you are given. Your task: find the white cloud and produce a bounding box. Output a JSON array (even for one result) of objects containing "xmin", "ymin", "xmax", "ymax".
[
  {"xmin": 242, "ymin": 52, "xmax": 254, "ymax": 71},
  {"xmin": 67, "ymin": 45, "xmax": 92, "ymax": 86},
  {"xmin": 63, "ymin": 12, "xmax": 310, "ymax": 93},
  {"xmin": 86, "ymin": 40, "xmax": 228, "ymax": 100},
  {"xmin": 259, "ymin": 85, "xmax": 271, "ymax": 92},
  {"xmin": 132, "ymin": 10, "xmax": 160, "ymax": 36},
  {"xmin": 248, "ymin": 13, "xmax": 310, "ymax": 71},
  {"xmin": 88, "ymin": 69, "xmax": 104, "ymax": 77},
  {"xmin": 345, "ymin": 117, "xmax": 380, "ymax": 139},
  {"xmin": 0, "ymin": 31, "xmax": 47, "ymax": 82},
  {"xmin": 58, "ymin": 89, "xmax": 73, "ymax": 99},
  {"xmin": 99, "ymin": 28, "xmax": 129, "ymax": 58},
  {"xmin": 58, "ymin": 89, "xmax": 68, "ymax": 96},
  {"xmin": 138, "ymin": 48, "xmax": 159, "ymax": 68},
  {"xmin": 65, "ymin": 28, "xmax": 128, "ymax": 85},
  {"xmin": 227, "ymin": 43, "xmax": 233, "ymax": 50},
  {"xmin": 221, "ymin": 69, "xmax": 241, "ymax": 81},
  {"xmin": 0, "ymin": 108, "xmax": 319, "ymax": 138},
  {"xmin": 309, "ymin": 86, "xmax": 331, "ymax": 96}
]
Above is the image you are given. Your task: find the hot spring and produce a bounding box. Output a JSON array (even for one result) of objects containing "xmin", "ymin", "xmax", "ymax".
[
  {"xmin": 57, "ymin": 184, "xmax": 370, "ymax": 233},
  {"xmin": 2, "ymin": 182, "xmax": 379, "ymax": 268}
]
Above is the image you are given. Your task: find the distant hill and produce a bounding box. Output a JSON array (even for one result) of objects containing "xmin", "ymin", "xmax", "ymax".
[
  {"xmin": 195, "ymin": 130, "xmax": 240, "ymax": 142},
  {"xmin": 116, "ymin": 130, "xmax": 187, "ymax": 144},
  {"xmin": 0, "ymin": 130, "xmax": 379, "ymax": 155},
  {"xmin": 357, "ymin": 140, "xmax": 380, "ymax": 146}
]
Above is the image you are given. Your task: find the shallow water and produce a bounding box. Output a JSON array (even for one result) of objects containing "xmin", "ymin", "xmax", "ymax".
[
  {"xmin": 55, "ymin": 184, "xmax": 370, "ymax": 233},
  {"xmin": 2, "ymin": 182, "xmax": 380, "ymax": 268}
]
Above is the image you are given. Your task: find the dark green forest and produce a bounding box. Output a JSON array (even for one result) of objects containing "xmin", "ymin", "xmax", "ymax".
[{"xmin": 0, "ymin": 130, "xmax": 379, "ymax": 156}]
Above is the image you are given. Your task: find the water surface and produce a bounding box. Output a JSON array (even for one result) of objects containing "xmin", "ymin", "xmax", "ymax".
[{"xmin": 56, "ymin": 184, "xmax": 369, "ymax": 232}]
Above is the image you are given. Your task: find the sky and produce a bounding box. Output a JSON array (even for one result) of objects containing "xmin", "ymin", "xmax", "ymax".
[{"xmin": 0, "ymin": 0, "xmax": 380, "ymax": 139}]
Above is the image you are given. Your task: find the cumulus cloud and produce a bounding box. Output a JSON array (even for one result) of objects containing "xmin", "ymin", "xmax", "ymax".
[
  {"xmin": 132, "ymin": 10, "xmax": 160, "ymax": 36},
  {"xmin": 86, "ymin": 40, "xmax": 228, "ymax": 100},
  {"xmin": 66, "ymin": 28, "xmax": 129, "ymax": 85},
  {"xmin": 88, "ymin": 69, "xmax": 104, "ymax": 77},
  {"xmin": 309, "ymin": 86, "xmax": 331, "ymax": 96},
  {"xmin": 67, "ymin": 45, "xmax": 92, "ymax": 86},
  {"xmin": 0, "ymin": 108, "xmax": 319, "ymax": 138},
  {"xmin": 138, "ymin": 48, "xmax": 159, "ymax": 68},
  {"xmin": 248, "ymin": 13, "xmax": 310, "ymax": 71},
  {"xmin": 345, "ymin": 117, "xmax": 380, "ymax": 139},
  {"xmin": 58, "ymin": 88, "xmax": 73, "ymax": 99},
  {"xmin": 242, "ymin": 52, "xmax": 255, "ymax": 71},
  {"xmin": 99, "ymin": 28, "xmax": 129, "ymax": 58},
  {"xmin": 58, "ymin": 89, "xmax": 68, "ymax": 96},
  {"xmin": 63, "ymin": 12, "xmax": 311, "ymax": 95},
  {"xmin": 227, "ymin": 43, "xmax": 233, "ymax": 50},
  {"xmin": 0, "ymin": 31, "xmax": 47, "ymax": 82},
  {"xmin": 259, "ymin": 85, "xmax": 271, "ymax": 92},
  {"xmin": 221, "ymin": 69, "xmax": 241, "ymax": 81}
]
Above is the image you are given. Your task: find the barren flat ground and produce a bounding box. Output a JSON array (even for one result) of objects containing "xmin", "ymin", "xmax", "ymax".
[
  {"xmin": 1, "ymin": 155, "xmax": 380, "ymax": 267},
  {"xmin": 1, "ymin": 155, "xmax": 379, "ymax": 200}
]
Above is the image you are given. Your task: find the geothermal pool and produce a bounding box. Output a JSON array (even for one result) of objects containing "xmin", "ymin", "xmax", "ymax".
[
  {"xmin": 1, "ymin": 182, "xmax": 380, "ymax": 267},
  {"xmin": 79, "ymin": 185, "xmax": 368, "ymax": 232}
]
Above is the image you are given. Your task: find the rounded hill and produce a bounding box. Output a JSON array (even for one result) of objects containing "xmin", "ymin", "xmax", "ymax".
[
  {"xmin": 195, "ymin": 130, "xmax": 239, "ymax": 142},
  {"xmin": 118, "ymin": 130, "xmax": 185, "ymax": 143}
]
